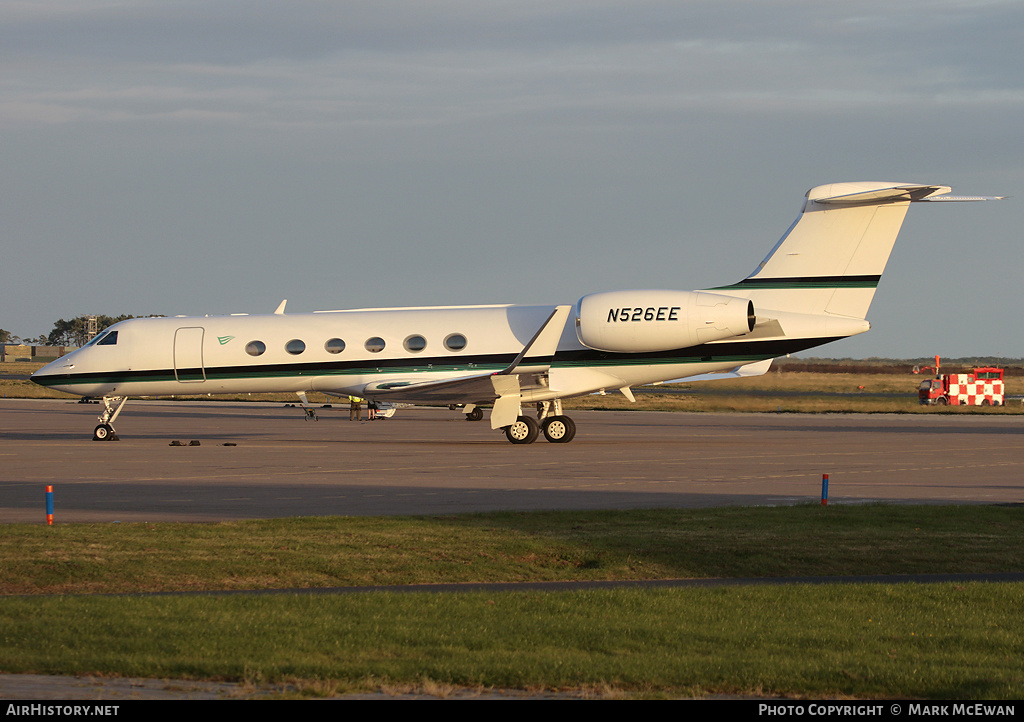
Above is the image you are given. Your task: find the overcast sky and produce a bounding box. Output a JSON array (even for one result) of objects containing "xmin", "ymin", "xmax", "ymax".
[{"xmin": 2, "ymin": 1, "xmax": 1020, "ymax": 358}]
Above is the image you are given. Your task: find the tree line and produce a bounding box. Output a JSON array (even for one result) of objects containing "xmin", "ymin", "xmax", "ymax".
[{"xmin": 1, "ymin": 315, "xmax": 152, "ymax": 347}]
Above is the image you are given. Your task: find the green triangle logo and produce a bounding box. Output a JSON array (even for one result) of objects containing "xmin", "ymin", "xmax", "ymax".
[{"xmin": 218, "ymin": 335, "xmax": 235, "ymax": 345}]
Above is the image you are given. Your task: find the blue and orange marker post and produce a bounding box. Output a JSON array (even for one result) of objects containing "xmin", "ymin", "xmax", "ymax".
[
  {"xmin": 821, "ymin": 474, "xmax": 829, "ymax": 506},
  {"xmin": 46, "ymin": 485, "xmax": 54, "ymax": 525}
]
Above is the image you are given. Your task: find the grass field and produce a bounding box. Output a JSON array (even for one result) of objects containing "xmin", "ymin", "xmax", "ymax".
[{"xmin": 2, "ymin": 506, "xmax": 1023, "ymax": 698}]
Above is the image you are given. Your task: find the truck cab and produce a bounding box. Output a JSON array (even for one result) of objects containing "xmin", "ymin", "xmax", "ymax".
[{"xmin": 919, "ymin": 378, "xmax": 947, "ymax": 405}]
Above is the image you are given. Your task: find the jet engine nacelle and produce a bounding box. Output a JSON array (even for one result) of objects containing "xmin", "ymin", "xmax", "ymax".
[{"xmin": 575, "ymin": 290, "xmax": 755, "ymax": 353}]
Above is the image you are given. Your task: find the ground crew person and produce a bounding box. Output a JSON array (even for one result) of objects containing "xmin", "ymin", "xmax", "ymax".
[{"xmin": 348, "ymin": 395, "xmax": 363, "ymax": 421}]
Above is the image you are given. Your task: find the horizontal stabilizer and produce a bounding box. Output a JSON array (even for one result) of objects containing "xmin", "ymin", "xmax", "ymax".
[
  {"xmin": 917, "ymin": 194, "xmax": 1007, "ymax": 202},
  {"xmin": 810, "ymin": 184, "xmax": 951, "ymax": 206},
  {"xmin": 811, "ymin": 184, "xmax": 1005, "ymax": 206}
]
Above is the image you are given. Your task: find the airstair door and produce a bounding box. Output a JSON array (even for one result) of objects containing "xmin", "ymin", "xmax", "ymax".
[{"xmin": 174, "ymin": 327, "xmax": 206, "ymax": 383}]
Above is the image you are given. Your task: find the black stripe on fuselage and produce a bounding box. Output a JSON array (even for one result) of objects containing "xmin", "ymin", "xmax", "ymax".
[{"xmin": 711, "ymin": 275, "xmax": 880, "ymax": 290}]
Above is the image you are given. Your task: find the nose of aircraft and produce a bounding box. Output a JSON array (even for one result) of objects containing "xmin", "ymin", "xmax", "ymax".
[{"xmin": 30, "ymin": 354, "xmax": 76, "ymax": 388}]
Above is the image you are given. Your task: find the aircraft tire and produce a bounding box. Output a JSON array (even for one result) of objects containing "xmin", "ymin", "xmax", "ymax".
[
  {"xmin": 542, "ymin": 416, "xmax": 576, "ymax": 443},
  {"xmin": 466, "ymin": 408, "xmax": 484, "ymax": 421},
  {"xmin": 504, "ymin": 416, "xmax": 539, "ymax": 444},
  {"xmin": 93, "ymin": 424, "xmax": 114, "ymax": 441}
]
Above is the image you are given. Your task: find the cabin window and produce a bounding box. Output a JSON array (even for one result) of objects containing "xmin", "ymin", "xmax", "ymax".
[
  {"xmin": 365, "ymin": 337, "xmax": 386, "ymax": 353},
  {"xmin": 245, "ymin": 340, "xmax": 266, "ymax": 356},
  {"xmin": 96, "ymin": 331, "xmax": 118, "ymax": 346},
  {"xmin": 403, "ymin": 335, "xmax": 427, "ymax": 353},
  {"xmin": 285, "ymin": 339, "xmax": 305, "ymax": 355},
  {"xmin": 443, "ymin": 333, "xmax": 467, "ymax": 352},
  {"xmin": 325, "ymin": 338, "xmax": 346, "ymax": 354}
]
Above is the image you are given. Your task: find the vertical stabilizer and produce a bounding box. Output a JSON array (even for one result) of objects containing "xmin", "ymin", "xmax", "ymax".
[{"xmin": 709, "ymin": 182, "xmax": 952, "ymax": 318}]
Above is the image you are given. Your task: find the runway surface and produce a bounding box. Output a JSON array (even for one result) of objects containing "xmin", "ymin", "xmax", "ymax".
[{"xmin": 1, "ymin": 399, "xmax": 1022, "ymax": 522}]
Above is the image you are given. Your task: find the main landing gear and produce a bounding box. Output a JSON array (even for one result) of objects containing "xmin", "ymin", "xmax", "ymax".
[
  {"xmin": 93, "ymin": 396, "xmax": 128, "ymax": 441},
  {"xmin": 502, "ymin": 400, "xmax": 577, "ymax": 445}
]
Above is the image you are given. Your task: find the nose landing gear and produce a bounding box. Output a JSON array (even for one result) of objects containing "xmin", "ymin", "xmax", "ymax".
[
  {"xmin": 93, "ymin": 396, "xmax": 128, "ymax": 441},
  {"xmin": 93, "ymin": 423, "xmax": 118, "ymax": 441}
]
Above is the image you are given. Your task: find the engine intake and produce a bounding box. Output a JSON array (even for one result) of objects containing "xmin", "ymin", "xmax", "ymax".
[{"xmin": 575, "ymin": 290, "xmax": 754, "ymax": 353}]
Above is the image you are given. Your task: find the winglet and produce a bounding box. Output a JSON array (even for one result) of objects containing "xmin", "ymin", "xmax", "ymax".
[
  {"xmin": 274, "ymin": 299, "xmax": 287, "ymax": 315},
  {"xmin": 495, "ymin": 305, "xmax": 572, "ymax": 375},
  {"xmin": 488, "ymin": 305, "xmax": 571, "ymax": 429}
]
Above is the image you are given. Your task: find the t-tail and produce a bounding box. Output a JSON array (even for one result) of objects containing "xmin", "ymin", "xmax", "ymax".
[{"xmin": 708, "ymin": 182, "xmax": 1001, "ymax": 319}]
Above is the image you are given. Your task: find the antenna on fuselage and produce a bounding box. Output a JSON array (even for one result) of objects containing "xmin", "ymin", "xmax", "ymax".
[{"xmin": 274, "ymin": 299, "xmax": 287, "ymax": 315}]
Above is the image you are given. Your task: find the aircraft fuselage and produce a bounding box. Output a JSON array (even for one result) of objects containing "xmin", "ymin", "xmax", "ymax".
[{"xmin": 32, "ymin": 302, "xmax": 812, "ymax": 402}]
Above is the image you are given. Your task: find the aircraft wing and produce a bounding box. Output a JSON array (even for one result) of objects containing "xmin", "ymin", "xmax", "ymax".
[
  {"xmin": 362, "ymin": 372, "xmax": 505, "ymax": 405},
  {"xmin": 360, "ymin": 305, "xmax": 573, "ymax": 428},
  {"xmin": 648, "ymin": 358, "xmax": 775, "ymax": 385}
]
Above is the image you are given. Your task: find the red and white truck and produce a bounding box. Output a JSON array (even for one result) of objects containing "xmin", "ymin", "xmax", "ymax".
[{"xmin": 918, "ymin": 367, "xmax": 1004, "ymax": 406}]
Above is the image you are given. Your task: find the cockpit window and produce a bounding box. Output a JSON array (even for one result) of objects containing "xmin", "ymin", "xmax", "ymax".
[{"xmin": 87, "ymin": 330, "xmax": 118, "ymax": 346}]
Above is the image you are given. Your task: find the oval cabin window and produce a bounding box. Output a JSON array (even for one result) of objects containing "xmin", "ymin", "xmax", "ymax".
[
  {"xmin": 404, "ymin": 335, "xmax": 427, "ymax": 353},
  {"xmin": 325, "ymin": 338, "xmax": 346, "ymax": 354},
  {"xmin": 443, "ymin": 333, "xmax": 467, "ymax": 351}
]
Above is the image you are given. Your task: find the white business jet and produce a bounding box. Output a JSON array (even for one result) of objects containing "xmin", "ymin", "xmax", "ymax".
[{"xmin": 32, "ymin": 182, "xmax": 999, "ymax": 444}]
